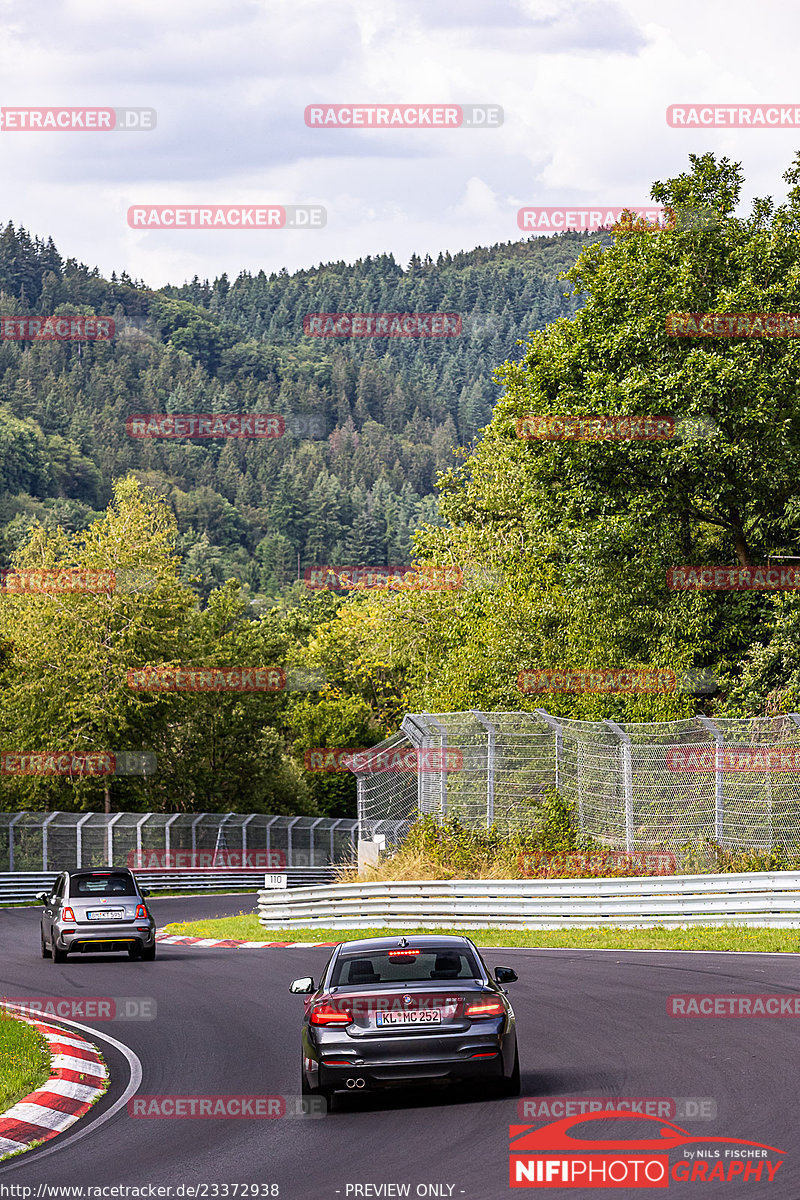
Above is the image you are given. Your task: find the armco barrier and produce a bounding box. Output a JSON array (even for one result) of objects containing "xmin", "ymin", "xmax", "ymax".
[
  {"xmin": 257, "ymin": 872, "xmax": 800, "ymax": 930},
  {"xmin": 1, "ymin": 868, "xmax": 335, "ymax": 904}
]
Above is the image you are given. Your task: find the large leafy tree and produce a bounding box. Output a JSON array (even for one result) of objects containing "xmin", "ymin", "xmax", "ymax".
[
  {"xmin": 314, "ymin": 154, "xmax": 800, "ymax": 721},
  {"xmin": 0, "ymin": 477, "xmax": 196, "ymax": 811}
]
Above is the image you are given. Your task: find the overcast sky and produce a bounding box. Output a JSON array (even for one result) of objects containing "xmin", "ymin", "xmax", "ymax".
[{"xmin": 0, "ymin": 0, "xmax": 796, "ymax": 288}]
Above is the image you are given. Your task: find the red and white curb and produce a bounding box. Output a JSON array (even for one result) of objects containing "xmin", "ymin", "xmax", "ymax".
[
  {"xmin": 0, "ymin": 1008, "xmax": 107, "ymax": 1161},
  {"xmin": 157, "ymin": 932, "xmax": 337, "ymax": 949}
]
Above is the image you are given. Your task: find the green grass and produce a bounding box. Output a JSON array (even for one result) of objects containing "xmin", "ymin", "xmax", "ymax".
[
  {"xmin": 0, "ymin": 1013, "xmax": 51, "ymax": 1114},
  {"xmin": 161, "ymin": 914, "xmax": 800, "ymax": 952}
]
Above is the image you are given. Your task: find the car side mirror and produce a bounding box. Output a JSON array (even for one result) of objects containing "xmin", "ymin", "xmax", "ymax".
[
  {"xmin": 495, "ymin": 966, "xmax": 518, "ymax": 984},
  {"xmin": 35, "ymin": 892, "xmax": 49, "ymax": 905},
  {"xmin": 289, "ymin": 977, "xmax": 315, "ymax": 994}
]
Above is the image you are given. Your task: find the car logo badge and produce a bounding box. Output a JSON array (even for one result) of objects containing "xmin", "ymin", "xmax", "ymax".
[{"xmin": 403, "ymin": 995, "xmax": 413, "ymax": 1005}]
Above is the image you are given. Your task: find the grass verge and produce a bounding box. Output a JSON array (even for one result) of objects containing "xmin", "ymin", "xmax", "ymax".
[
  {"xmin": 161, "ymin": 915, "xmax": 800, "ymax": 953},
  {"xmin": 0, "ymin": 1012, "xmax": 51, "ymax": 1114}
]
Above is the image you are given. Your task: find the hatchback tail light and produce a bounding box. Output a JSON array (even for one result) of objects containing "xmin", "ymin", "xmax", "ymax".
[
  {"xmin": 135, "ymin": 904, "xmax": 147, "ymax": 919},
  {"xmin": 61, "ymin": 907, "xmax": 76, "ymax": 922},
  {"xmin": 464, "ymin": 997, "xmax": 505, "ymax": 1018},
  {"xmin": 310, "ymin": 1001, "xmax": 352, "ymax": 1026}
]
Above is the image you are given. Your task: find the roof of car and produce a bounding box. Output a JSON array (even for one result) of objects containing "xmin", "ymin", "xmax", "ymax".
[
  {"xmin": 66, "ymin": 867, "xmax": 134, "ymax": 876},
  {"xmin": 335, "ymin": 934, "xmax": 474, "ymax": 953}
]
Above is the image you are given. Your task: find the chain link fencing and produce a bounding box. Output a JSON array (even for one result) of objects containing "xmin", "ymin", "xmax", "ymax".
[
  {"xmin": 0, "ymin": 811, "xmax": 358, "ymax": 872},
  {"xmin": 350, "ymin": 710, "xmax": 800, "ymax": 853}
]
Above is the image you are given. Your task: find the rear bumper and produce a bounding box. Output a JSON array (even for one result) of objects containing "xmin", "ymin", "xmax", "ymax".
[
  {"xmin": 57, "ymin": 925, "xmax": 155, "ymax": 952},
  {"xmin": 317, "ymin": 1053, "xmax": 504, "ymax": 1090},
  {"xmin": 305, "ymin": 1021, "xmax": 514, "ymax": 1091}
]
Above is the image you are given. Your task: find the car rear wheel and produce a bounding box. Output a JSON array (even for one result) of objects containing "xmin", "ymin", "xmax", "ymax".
[
  {"xmin": 301, "ymin": 1060, "xmax": 332, "ymax": 1111},
  {"xmin": 140, "ymin": 944, "xmax": 156, "ymax": 961},
  {"xmin": 41, "ymin": 932, "xmax": 51, "ymax": 959},
  {"xmin": 128, "ymin": 945, "xmax": 142, "ymax": 960},
  {"xmin": 52, "ymin": 944, "xmax": 68, "ymax": 964}
]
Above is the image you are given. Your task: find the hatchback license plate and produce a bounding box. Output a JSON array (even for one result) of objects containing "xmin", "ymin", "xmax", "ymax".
[
  {"xmin": 376, "ymin": 1009, "xmax": 441, "ymax": 1026},
  {"xmin": 87, "ymin": 910, "xmax": 125, "ymax": 920}
]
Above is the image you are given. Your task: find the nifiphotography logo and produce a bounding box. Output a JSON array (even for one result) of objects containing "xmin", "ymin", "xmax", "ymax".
[{"xmin": 508, "ymin": 1113, "xmax": 785, "ymax": 1187}]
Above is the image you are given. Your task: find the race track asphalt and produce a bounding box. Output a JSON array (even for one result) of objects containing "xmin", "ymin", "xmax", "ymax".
[{"xmin": 0, "ymin": 896, "xmax": 798, "ymax": 1198}]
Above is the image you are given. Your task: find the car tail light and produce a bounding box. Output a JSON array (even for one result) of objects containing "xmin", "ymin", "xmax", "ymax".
[
  {"xmin": 388, "ymin": 949, "xmax": 420, "ymax": 960},
  {"xmin": 464, "ymin": 997, "xmax": 505, "ymax": 1018},
  {"xmin": 61, "ymin": 907, "xmax": 76, "ymax": 922},
  {"xmin": 310, "ymin": 1002, "xmax": 352, "ymax": 1026},
  {"xmin": 135, "ymin": 905, "xmax": 147, "ymax": 919}
]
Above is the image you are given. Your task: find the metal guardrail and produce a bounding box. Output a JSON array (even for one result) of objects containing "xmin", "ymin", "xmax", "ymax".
[
  {"xmin": 0, "ymin": 868, "xmax": 336, "ymax": 903},
  {"xmin": 257, "ymin": 872, "xmax": 800, "ymax": 930}
]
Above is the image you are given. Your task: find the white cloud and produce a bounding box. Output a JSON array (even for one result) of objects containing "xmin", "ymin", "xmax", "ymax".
[{"xmin": 0, "ymin": 0, "xmax": 797, "ymax": 285}]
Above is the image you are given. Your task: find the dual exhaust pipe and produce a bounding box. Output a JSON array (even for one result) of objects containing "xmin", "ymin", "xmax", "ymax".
[{"xmin": 346, "ymin": 1077, "xmax": 366, "ymax": 1089}]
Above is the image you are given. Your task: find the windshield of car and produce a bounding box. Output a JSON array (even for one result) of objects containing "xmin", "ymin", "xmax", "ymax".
[
  {"xmin": 70, "ymin": 873, "xmax": 137, "ymax": 897},
  {"xmin": 330, "ymin": 947, "xmax": 482, "ymax": 986}
]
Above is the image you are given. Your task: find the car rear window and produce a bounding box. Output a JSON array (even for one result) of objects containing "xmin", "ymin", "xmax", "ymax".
[
  {"xmin": 70, "ymin": 873, "xmax": 137, "ymax": 897},
  {"xmin": 330, "ymin": 948, "xmax": 481, "ymax": 986}
]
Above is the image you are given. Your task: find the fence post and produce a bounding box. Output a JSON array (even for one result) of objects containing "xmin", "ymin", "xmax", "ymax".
[
  {"xmin": 471, "ymin": 710, "xmax": 496, "ymax": 828},
  {"xmin": 286, "ymin": 816, "xmax": 301, "ymax": 867},
  {"xmin": 135, "ymin": 813, "xmax": 151, "ymax": 868},
  {"xmin": 242, "ymin": 814, "xmax": 256, "ymax": 863},
  {"xmin": 76, "ymin": 812, "xmax": 93, "ymax": 868},
  {"xmin": 164, "ymin": 813, "xmax": 181, "ymax": 864},
  {"xmin": 191, "ymin": 813, "xmax": 207, "ymax": 857},
  {"xmin": 356, "ymin": 775, "xmax": 365, "ymax": 840},
  {"xmin": 8, "ymin": 812, "xmax": 25, "ymax": 872},
  {"xmin": 423, "ymin": 713, "xmax": 449, "ymax": 819},
  {"xmin": 604, "ymin": 720, "xmax": 634, "ymax": 852},
  {"xmin": 308, "ymin": 817, "xmax": 323, "ymax": 866},
  {"xmin": 329, "ymin": 818, "xmax": 344, "ymax": 864},
  {"xmin": 534, "ymin": 709, "xmax": 563, "ymax": 794},
  {"xmin": 41, "ymin": 812, "xmax": 60, "ymax": 872},
  {"xmin": 576, "ymin": 739, "xmax": 585, "ymax": 837},
  {"xmin": 106, "ymin": 812, "xmax": 124, "ymax": 866},
  {"xmin": 696, "ymin": 716, "xmax": 724, "ymax": 843}
]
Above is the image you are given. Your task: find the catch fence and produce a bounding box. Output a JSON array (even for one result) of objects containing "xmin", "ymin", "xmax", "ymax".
[
  {"xmin": 0, "ymin": 812, "xmax": 358, "ymax": 872},
  {"xmin": 350, "ymin": 710, "xmax": 800, "ymax": 853}
]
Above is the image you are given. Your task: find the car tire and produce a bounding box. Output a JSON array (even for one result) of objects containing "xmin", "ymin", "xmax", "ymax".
[
  {"xmin": 52, "ymin": 944, "xmax": 68, "ymax": 964},
  {"xmin": 501, "ymin": 1043, "xmax": 521, "ymax": 1097},
  {"xmin": 140, "ymin": 944, "xmax": 156, "ymax": 961},
  {"xmin": 128, "ymin": 945, "xmax": 142, "ymax": 960},
  {"xmin": 301, "ymin": 1060, "xmax": 332, "ymax": 1112},
  {"xmin": 41, "ymin": 932, "xmax": 51, "ymax": 959}
]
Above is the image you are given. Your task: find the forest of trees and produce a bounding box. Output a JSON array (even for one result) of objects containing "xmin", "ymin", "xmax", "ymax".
[
  {"xmin": 0, "ymin": 222, "xmax": 596, "ymax": 599},
  {"xmin": 5, "ymin": 152, "xmax": 800, "ymax": 818}
]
